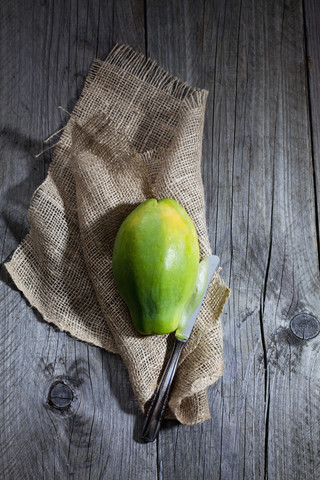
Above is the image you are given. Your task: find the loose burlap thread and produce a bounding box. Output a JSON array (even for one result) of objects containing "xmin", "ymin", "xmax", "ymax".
[{"xmin": 6, "ymin": 45, "xmax": 230, "ymax": 425}]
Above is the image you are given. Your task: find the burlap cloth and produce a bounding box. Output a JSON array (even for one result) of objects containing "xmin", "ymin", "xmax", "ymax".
[{"xmin": 5, "ymin": 45, "xmax": 230, "ymax": 425}]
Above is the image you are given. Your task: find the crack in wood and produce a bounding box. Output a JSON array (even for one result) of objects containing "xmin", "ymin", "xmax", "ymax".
[{"xmin": 302, "ymin": 0, "xmax": 320, "ymax": 273}]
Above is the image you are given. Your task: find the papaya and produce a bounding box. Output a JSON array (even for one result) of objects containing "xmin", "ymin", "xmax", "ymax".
[{"xmin": 112, "ymin": 198, "xmax": 199, "ymax": 335}]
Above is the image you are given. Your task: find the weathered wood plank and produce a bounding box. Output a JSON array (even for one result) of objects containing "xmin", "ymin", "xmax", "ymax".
[
  {"xmin": 147, "ymin": 1, "xmax": 320, "ymax": 479},
  {"xmin": 0, "ymin": 1, "xmax": 158, "ymax": 479},
  {"xmin": 146, "ymin": 2, "xmax": 232, "ymax": 478}
]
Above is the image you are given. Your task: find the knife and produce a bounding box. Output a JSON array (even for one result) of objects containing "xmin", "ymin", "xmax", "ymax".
[{"xmin": 142, "ymin": 255, "xmax": 220, "ymax": 443}]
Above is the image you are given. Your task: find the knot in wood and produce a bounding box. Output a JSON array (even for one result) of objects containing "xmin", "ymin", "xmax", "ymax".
[
  {"xmin": 48, "ymin": 381, "xmax": 73, "ymax": 410},
  {"xmin": 290, "ymin": 313, "xmax": 320, "ymax": 340}
]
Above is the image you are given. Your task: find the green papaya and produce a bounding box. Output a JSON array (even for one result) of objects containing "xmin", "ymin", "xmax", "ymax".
[{"xmin": 112, "ymin": 198, "xmax": 199, "ymax": 335}]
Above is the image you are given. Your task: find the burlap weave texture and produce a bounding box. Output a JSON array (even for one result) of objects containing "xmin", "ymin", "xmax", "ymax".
[{"xmin": 6, "ymin": 45, "xmax": 230, "ymax": 425}]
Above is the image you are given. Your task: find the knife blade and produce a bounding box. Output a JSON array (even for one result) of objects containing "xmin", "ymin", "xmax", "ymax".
[
  {"xmin": 175, "ymin": 254, "xmax": 220, "ymax": 341},
  {"xmin": 142, "ymin": 255, "xmax": 220, "ymax": 442}
]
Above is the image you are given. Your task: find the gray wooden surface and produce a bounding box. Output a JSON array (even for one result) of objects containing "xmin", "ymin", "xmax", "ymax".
[{"xmin": 1, "ymin": 1, "xmax": 320, "ymax": 479}]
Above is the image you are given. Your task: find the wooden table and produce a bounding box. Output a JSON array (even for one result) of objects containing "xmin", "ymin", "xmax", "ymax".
[{"xmin": 1, "ymin": 1, "xmax": 320, "ymax": 478}]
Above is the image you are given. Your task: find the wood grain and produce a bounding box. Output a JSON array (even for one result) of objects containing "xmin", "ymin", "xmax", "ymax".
[{"xmin": 1, "ymin": 0, "xmax": 320, "ymax": 478}]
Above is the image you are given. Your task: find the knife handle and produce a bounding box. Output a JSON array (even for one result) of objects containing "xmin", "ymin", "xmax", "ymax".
[{"xmin": 142, "ymin": 338, "xmax": 185, "ymax": 443}]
